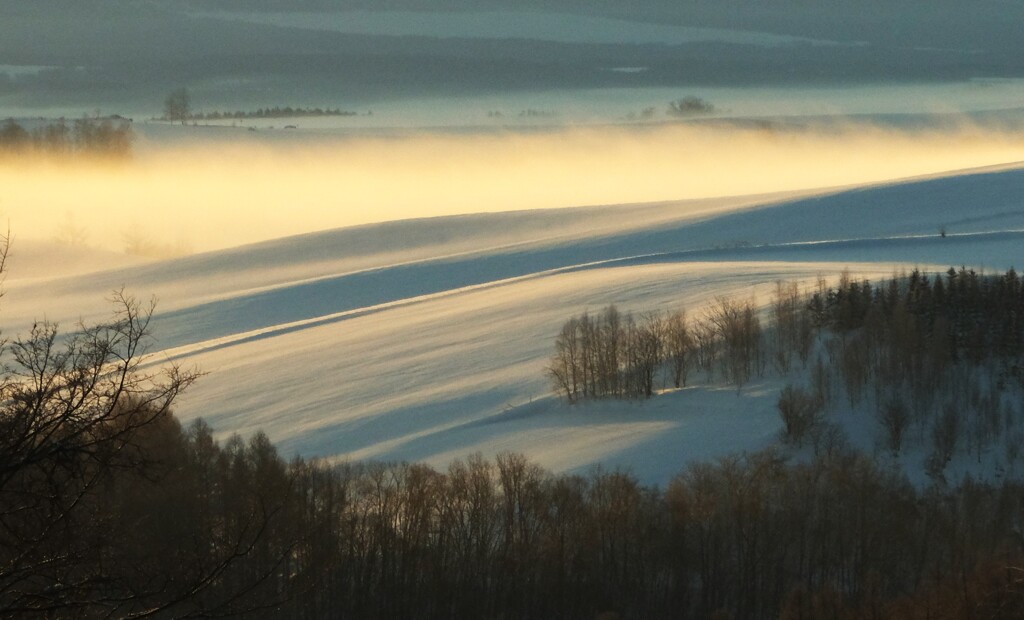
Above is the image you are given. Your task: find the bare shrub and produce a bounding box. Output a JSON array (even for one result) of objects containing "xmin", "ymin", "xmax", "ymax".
[{"xmin": 778, "ymin": 384, "xmax": 823, "ymax": 446}]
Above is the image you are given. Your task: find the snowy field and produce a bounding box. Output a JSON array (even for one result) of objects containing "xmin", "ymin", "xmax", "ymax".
[{"xmin": 4, "ymin": 163, "xmax": 1024, "ymax": 485}]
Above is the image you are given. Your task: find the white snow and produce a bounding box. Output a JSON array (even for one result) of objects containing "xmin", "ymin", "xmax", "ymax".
[{"xmin": 6, "ymin": 164, "xmax": 1024, "ymax": 486}]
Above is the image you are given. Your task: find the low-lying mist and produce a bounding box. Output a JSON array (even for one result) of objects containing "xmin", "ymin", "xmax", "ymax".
[{"xmin": 3, "ymin": 120, "xmax": 1023, "ymax": 257}]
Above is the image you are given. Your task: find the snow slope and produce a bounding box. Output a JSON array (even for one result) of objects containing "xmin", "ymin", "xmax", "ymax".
[{"xmin": 6, "ymin": 165, "xmax": 1024, "ymax": 484}]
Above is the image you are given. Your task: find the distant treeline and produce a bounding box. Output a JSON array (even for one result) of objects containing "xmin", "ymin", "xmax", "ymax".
[
  {"xmin": 0, "ymin": 117, "xmax": 133, "ymax": 158},
  {"xmin": 183, "ymin": 106, "xmax": 358, "ymax": 121}
]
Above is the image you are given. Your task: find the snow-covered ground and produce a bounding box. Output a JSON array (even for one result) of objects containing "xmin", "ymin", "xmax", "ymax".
[{"xmin": 5, "ymin": 164, "xmax": 1024, "ymax": 485}]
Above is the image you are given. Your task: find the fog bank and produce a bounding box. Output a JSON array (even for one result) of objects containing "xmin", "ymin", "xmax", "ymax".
[{"xmin": 2, "ymin": 121, "xmax": 1022, "ymax": 255}]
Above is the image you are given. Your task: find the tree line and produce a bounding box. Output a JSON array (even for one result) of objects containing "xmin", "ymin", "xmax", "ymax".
[
  {"xmin": 9, "ymin": 397, "xmax": 1024, "ymax": 618},
  {"xmin": 549, "ymin": 267, "xmax": 1024, "ymax": 481},
  {"xmin": 160, "ymin": 87, "xmax": 359, "ymax": 123},
  {"xmin": 0, "ymin": 117, "xmax": 134, "ymax": 159},
  {"xmin": 549, "ymin": 297, "xmax": 763, "ymax": 402},
  {"xmin": 783, "ymin": 267, "xmax": 1024, "ymax": 478},
  {"xmin": 188, "ymin": 106, "xmax": 359, "ymax": 121}
]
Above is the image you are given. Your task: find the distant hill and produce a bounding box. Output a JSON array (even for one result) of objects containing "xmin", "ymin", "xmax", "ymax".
[{"xmin": 3, "ymin": 1, "xmax": 1024, "ymax": 115}]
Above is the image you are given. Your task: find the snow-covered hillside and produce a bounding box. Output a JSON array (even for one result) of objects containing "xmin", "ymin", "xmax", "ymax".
[{"xmin": 6, "ymin": 165, "xmax": 1024, "ymax": 485}]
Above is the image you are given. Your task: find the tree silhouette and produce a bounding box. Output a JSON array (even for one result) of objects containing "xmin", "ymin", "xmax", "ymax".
[{"xmin": 163, "ymin": 87, "xmax": 192, "ymax": 123}]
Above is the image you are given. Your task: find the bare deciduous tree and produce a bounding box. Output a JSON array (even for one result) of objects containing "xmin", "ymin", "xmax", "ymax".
[
  {"xmin": 163, "ymin": 87, "xmax": 192, "ymax": 123},
  {"xmin": 0, "ymin": 289, "xmax": 204, "ymax": 615},
  {"xmin": 665, "ymin": 309, "xmax": 693, "ymax": 389},
  {"xmin": 707, "ymin": 296, "xmax": 762, "ymax": 391}
]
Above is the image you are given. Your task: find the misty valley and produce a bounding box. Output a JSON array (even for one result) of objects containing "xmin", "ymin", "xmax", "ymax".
[{"xmin": 3, "ymin": 1, "xmax": 1024, "ymax": 618}]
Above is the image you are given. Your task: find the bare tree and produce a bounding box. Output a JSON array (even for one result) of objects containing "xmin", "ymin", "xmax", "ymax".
[
  {"xmin": 628, "ymin": 312, "xmax": 664, "ymax": 398},
  {"xmin": 163, "ymin": 87, "xmax": 192, "ymax": 123},
  {"xmin": 0, "ymin": 290, "xmax": 201, "ymax": 616},
  {"xmin": 0, "ymin": 234, "xmax": 298, "ymax": 617},
  {"xmin": 598, "ymin": 306, "xmax": 624, "ymax": 398},
  {"xmin": 707, "ymin": 296, "xmax": 762, "ymax": 390},
  {"xmin": 665, "ymin": 309, "xmax": 693, "ymax": 389},
  {"xmin": 549, "ymin": 317, "xmax": 583, "ymax": 403},
  {"xmin": 692, "ymin": 317, "xmax": 719, "ymax": 377}
]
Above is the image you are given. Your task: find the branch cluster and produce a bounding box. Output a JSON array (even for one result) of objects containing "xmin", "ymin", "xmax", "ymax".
[{"xmin": 0, "ymin": 294, "xmax": 302, "ymax": 617}]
